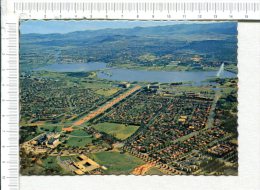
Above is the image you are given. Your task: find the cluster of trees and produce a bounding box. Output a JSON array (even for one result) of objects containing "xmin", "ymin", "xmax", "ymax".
[{"xmin": 215, "ymin": 90, "xmax": 238, "ymax": 136}]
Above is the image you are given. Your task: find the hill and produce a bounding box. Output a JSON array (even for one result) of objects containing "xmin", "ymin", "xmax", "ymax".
[{"xmin": 20, "ymin": 22, "xmax": 237, "ymax": 71}]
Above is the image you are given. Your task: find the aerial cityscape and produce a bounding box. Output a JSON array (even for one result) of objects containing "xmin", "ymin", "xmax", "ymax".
[{"xmin": 20, "ymin": 21, "xmax": 238, "ymax": 175}]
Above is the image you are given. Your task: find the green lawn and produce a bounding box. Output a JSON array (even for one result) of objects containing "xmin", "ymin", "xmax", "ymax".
[
  {"xmin": 89, "ymin": 151, "xmax": 145, "ymax": 175},
  {"xmin": 93, "ymin": 122, "xmax": 139, "ymax": 140},
  {"xmin": 65, "ymin": 136, "xmax": 94, "ymax": 147},
  {"xmin": 59, "ymin": 155, "xmax": 79, "ymax": 162},
  {"xmin": 70, "ymin": 129, "xmax": 91, "ymax": 137},
  {"xmin": 42, "ymin": 156, "xmax": 61, "ymax": 170},
  {"xmin": 81, "ymin": 81, "xmax": 114, "ymax": 89},
  {"xmin": 174, "ymin": 85, "xmax": 214, "ymax": 93},
  {"xmin": 95, "ymin": 88, "xmax": 119, "ymax": 96},
  {"xmin": 39, "ymin": 125, "xmax": 63, "ymax": 133}
]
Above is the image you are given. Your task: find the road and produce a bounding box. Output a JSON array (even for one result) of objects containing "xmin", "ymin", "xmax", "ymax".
[
  {"xmin": 171, "ymin": 89, "xmax": 221, "ymax": 144},
  {"xmin": 72, "ymin": 85, "xmax": 142, "ymax": 126}
]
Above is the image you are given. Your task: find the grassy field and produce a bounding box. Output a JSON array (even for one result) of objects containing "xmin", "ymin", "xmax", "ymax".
[
  {"xmin": 93, "ymin": 122, "xmax": 139, "ymax": 140},
  {"xmin": 38, "ymin": 125, "xmax": 63, "ymax": 132},
  {"xmin": 42, "ymin": 156, "xmax": 61, "ymax": 170},
  {"xmin": 95, "ymin": 88, "xmax": 119, "ymax": 96},
  {"xmin": 81, "ymin": 80, "xmax": 114, "ymax": 89},
  {"xmin": 89, "ymin": 151, "xmax": 145, "ymax": 175},
  {"xmin": 59, "ymin": 155, "xmax": 79, "ymax": 162},
  {"xmin": 69, "ymin": 129, "xmax": 91, "ymax": 137},
  {"xmin": 65, "ymin": 136, "xmax": 94, "ymax": 147},
  {"xmin": 173, "ymin": 85, "xmax": 215, "ymax": 93}
]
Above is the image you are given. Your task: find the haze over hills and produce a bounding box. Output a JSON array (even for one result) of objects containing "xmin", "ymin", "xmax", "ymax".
[
  {"xmin": 20, "ymin": 22, "xmax": 237, "ymax": 72},
  {"xmin": 21, "ymin": 22, "xmax": 237, "ymax": 41}
]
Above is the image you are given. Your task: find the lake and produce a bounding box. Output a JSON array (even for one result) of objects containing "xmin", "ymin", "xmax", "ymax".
[
  {"xmin": 36, "ymin": 62, "xmax": 237, "ymax": 84},
  {"xmin": 35, "ymin": 62, "xmax": 107, "ymax": 72},
  {"xmin": 97, "ymin": 68, "xmax": 236, "ymax": 84}
]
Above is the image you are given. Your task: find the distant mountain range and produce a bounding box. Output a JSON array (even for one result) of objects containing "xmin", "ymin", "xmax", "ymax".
[
  {"xmin": 20, "ymin": 22, "xmax": 237, "ymax": 71},
  {"xmin": 21, "ymin": 22, "xmax": 237, "ymax": 43}
]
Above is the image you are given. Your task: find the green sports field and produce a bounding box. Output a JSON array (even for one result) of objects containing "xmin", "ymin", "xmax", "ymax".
[
  {"xmin": 65, "ymin": 136, "xmax": 94, "ymax": 147},
  {"xmin": 89, "ymin": 151, "xmax": 145, "ymax": 175}
]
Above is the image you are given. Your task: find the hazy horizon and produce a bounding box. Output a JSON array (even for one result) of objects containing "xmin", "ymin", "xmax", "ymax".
[{"xmin": 20, "ymin": 20, "xmax": 218, "ymax": 35}]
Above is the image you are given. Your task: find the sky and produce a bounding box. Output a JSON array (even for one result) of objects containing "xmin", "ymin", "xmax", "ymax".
[{"xmin": 20, "ymin": 20, "xmax": 193, "ymax": 34}]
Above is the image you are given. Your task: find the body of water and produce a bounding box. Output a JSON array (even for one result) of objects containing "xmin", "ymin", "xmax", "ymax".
[
  {"xmin": 35, "ymin": 62, "xmax": 107, "ymax": 72},
  {"xmin": 36, "ymin": 62, "xmax": 237, "ymax": 84},
  {"xmin": 97, "ymin": 68, "xmax": 236, "ymax": 84}
]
